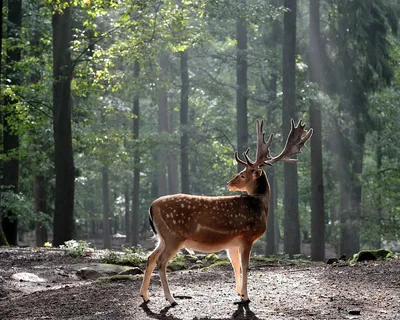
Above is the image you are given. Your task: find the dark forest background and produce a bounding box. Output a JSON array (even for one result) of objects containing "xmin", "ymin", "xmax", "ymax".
[{"xmin": 1, "ymin": 0, "xmax": 400, "ymax": 261}]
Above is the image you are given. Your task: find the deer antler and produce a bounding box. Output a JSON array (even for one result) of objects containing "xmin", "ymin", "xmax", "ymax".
[
  {"xmin": 234, "ymin": 119, "xmax": 313, "ymax": 168},
  {"xmin": 265, "ymin": 119, "xmax": 313, "ymax": 166}
]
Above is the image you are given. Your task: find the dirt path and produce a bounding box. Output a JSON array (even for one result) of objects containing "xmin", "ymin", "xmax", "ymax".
[{"xmin": 0, "ymin": 249, "xmax": 399, "ymax": 319}]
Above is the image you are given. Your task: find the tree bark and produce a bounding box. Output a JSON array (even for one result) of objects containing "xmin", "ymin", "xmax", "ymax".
[
  {"xmin": 375, "ymin": 144, "xmax": 382, "ymax": 249},
  {"xmin": 102, "ymin": 166, "xmax": 111, "ymax": 249},
  {"xmin": 131, "ymin": 61, "xmax": 140, "ymax": 246},
  {"xmin": 180, "ymin": 49, "xmax": 190, "ymax": 193},
  {"xmin": 52, "ymin": 2, "xmax": 75, "ymax": 246},
  {"xmin": 282, "ymin": 0, "xmax": 300, "ymax": 255},
  {"xmin": 309, "ymin": 0, "xmax": 325, "ymax": 261},
  {"xmin": 168, "ymin": 105, "xmax": 179, "ymax": 194},
  {"xmin": 1, "ymin": 0, "xmax": 22, "ymax": 246},
  {"xmin": 124, "ymin": 183, "xmax": 130, "ymax": 243},
  {"xmin": 265, "ymin": 72, "xmax": 278, "ymax": 256},
  {"xmin": 236, "ymin": 4, "xmax": 248, "ymax": 172},
  {"xmin": 157, "ymin": 53, "xmax": 168, "ymax": 195},
  {"xmin": 34, "ymin": 176, "xmax": 48, "ymax": 246},
  {"xmin": 264, "ymin": 0, "xmax": 281, "ymax": 256}
]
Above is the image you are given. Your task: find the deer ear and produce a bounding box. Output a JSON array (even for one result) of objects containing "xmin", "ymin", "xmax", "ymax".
[{"xmin": 253, "ymin": 169, "xmax": 262, "ymax": 178}]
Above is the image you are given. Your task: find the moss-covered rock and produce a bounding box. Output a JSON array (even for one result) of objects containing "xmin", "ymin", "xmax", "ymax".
[
  {"xmin": 208, "ymin": 259, "xmax": 230, "ymax": 268},
  {"xmin": 96, "ymin": 275, "xmax": 137, "ymax": 282},
  {"xmin": 204, "ymin": 253, "xmax": 219, "ymax": 262},
  {"xmin": 167, "ymin": 261, "xmax": 187, "ymax": 271},
  {"xmin": 350, "ymin": 249, "xmax": 393, "ymax": 263}
]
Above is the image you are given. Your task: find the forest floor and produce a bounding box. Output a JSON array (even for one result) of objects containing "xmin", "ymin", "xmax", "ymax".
[{"xmin": 0, "ymin": 247, "xmax": 399, "ymax": 320}]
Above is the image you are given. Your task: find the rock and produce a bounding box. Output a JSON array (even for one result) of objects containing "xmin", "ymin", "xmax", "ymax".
[
  {"xmin": 117, "ymin": 267, "xmax": 143, "ymax": 276},
  {"xmin": 76, "ymin": 268, "xmax": 105, "ymax": 280},
  {"xmin": 167, "ymin": 262, "xmax": 186, "ymax": 271},
  {"xmin": 205, "ymin": 253, "xmax": 219, "ymax": 262},
  {"xmin": 184, "ymin": 254, "xmax": 199, "ymax": 263},
  {"xmin": 326, "ymin": 258, "xmax": 339, "ymax": 264},
  {"xmin": 11, "ymin": 273, "xmax": 46, "ymax": 283},
  {"xmin": 351, "ymin": 249, "xmax": 393, "ymax": 263},
  {"xmin": 189, "ymin": 264, "xmax": 202, "ymax": 270},
  {"xmin": 72, "ymin": 263, "xmax": 132, "ymax": 276},
  {"xmin": 349, "ymin": 309, "xmax": 361, "ymax": 315}
]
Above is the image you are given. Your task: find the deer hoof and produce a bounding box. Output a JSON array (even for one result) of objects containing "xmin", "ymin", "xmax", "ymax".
[
  {"xmin": 140, "ymin": 295, "xmax": 150, "ymax": 303},
  {"xmin": 234, "ymin": 299, "xmax": 251, "ymax": 305},
  {"xmin": 170, "ymin": 301, "xmax": 178, "ymax": 307}
]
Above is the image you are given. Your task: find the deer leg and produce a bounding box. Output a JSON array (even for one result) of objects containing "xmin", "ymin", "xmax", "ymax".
[
  {"xmin": 227, "ymin": 247, "xmax": 242, "ymax": 296},
  {"xmin": 156, "ymin": 243, "xmax": 181, "ymax": 306},
  {"xmin": 140, "ymin": 242, "xmax": 163, "ymax": 302},
  {"xmin": 239, "ymin": 244, "xmax": 252, "ymax": 302}
]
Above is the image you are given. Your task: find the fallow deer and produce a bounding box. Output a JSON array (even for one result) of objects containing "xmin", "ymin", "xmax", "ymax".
[{"xmin": 140, "ymin": 119, "xmax": 313, "ymax": 306}]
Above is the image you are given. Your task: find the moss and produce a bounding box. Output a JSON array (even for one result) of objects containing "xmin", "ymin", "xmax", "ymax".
[
  {"xmin": 168, "ymin": 261, "xmax": 187, "ymax": 271},
  {"xmin": 205, "ymin": 253, "xmax": 219, "ymax": 262},
  {"xmin": 0, "ymin": 231, "xmax": 9, "ymax": 247},
  {"xmin": 208, "ymin": 259, "xmax": 230, "ymax": 268},
  {"xmin": 350, "ymin": 249, "xmax": 393, "ymax": 263}
]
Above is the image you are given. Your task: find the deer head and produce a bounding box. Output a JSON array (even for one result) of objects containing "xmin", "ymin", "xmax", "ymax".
[
  {"xmin": 228, "ymin": 119, "xmax": 313, "ymax": 194},
  {"xmin": 140, "ymin": 119, "xmax": 313, "ymax": 306}
]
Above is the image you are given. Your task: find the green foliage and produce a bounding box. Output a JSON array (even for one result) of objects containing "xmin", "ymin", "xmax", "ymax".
[
  {"xmin": 101, "ymin": 247, "xmax": 146, "ymax": 265},
  {"xmin": 61, "ymin": 240, "xmax": 94, "ymax": 258},
  {"xmin": 0, "ymin": 188, "xmax": 51, "ymax": 233}
]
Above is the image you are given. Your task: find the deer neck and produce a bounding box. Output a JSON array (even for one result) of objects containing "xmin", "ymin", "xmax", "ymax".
[{"xmin": 247, "ymin": 170, "xmax": 270, "ymax": 200}]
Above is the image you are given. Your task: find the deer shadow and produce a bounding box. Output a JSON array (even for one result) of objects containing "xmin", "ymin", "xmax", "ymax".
[{"xmin": 140, "ymin": 301, "xmax": 261, "ymax": 320}]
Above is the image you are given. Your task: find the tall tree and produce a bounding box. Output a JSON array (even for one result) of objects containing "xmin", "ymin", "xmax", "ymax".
[
  {"xmin": 157, "ymin": 53, "xmax": 168, "ymax": 196},
  {"xmin": 34, "ymin": 176, "xmax": 48, "ymax": 246},
  {"xmin": 0, "ymin": 0, "xmax": 8, "ymax": 246},
  {"xmin": 282, "ymin": 0, "xmax": 300, "ymax": 255},
  {"xmin": 131, "ymin": 61, "xmax": 140, "ymax": 246},
  {"xmin": 180, "ymin": 49, "xmax": 190, "ymax": 194},
  {"xmin": 2, "ymin": 0, "xmax": 22, "ymax": 245},
  {"xmin": 264, "ymin": 0, "xmax": 281, "ymax": 255},
  {"xmin": 331, "ymin": 0, "xmax": 398, "ymax": 257},
  {"xmin": 52, "ymin": 1, "xmax": 75, "ymax": 246},
  {"xmin": 168, "ymin": 110, "xmax": 179, "ymax": 194},
  {"xmin": 102, "ymin": 165, "xmax": 111, "ymax": 248},
  {"xmin": 236, "ymin": 1, "xmax": 248, "ymax": 171},
  {"xmin": 124, "ymin": 182, "xmax": 130, "ymax": 243},
  {"xmin": 308, "ymin": 0, "xmax": 325, "ymax": 261}
]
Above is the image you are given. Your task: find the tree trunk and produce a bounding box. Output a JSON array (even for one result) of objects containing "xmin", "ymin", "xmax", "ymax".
[
  {"xmin": 158, "ymin": 53, "xmax": 168, "ymax": 195},
  {"xmin": 34, "ymin": 176, "xmax": 48, "ymax": 246},
  {"xmin": 131, "ymin": 61, "xmax": 140, "ymax": 246},
  {"xmin": 282, "ymin": 0, "xmax": 300, "ymax": 255},
  {"xmin": 309, "ymin": 0, "xmax": 325, "ymax": 261},
  {"xmin": 102, "ymin": 166, "xmax": 111, "ymax": 249},
  {"xmin": 236, "ymin": 4, "xmax": 248, "ymax": 171},
  {"xmin": 168, "ymin": 106, "xmax": 179, "ymax": 194},
  {"xmin": 180, "ymin": 49, "xmax": 190, "ymax": 193},
  {"xmin": 1, "ymin": 0, "xmax": 22, "ymax": 246},
  {"xmin": 124, "ymin": 183, "xmax": 130, "ymax": 243},
  {"xmin": 375, "ymin": 144, "xmax": 382, "ymax": 249},
  {"xmin": 265, "ymin": 71, "xmax": 278, "ymax": 256},
  {"xmin": 0, "ymin": 0, "xmax": 4, "ymax": 247},
  {"xmin": 52, "ymin": 2, "xmax": 75, "ymax": 246}
]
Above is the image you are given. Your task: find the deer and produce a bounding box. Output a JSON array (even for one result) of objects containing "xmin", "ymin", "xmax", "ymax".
[{"xmin": 140, "ymin": 119, "xmax": 313, "ymax": 306}]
